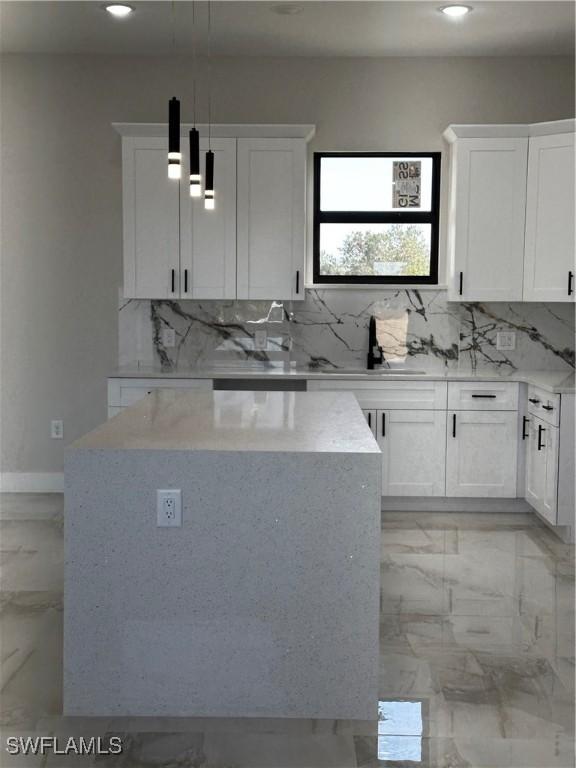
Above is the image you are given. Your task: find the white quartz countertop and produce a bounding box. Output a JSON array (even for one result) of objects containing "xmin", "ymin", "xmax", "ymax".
[
  {"xmin": 71, "ymin": 389, "xmax": 381, "ymax": 453},
  {"xmin": 111, "ymin": 364, "xmax": 576, "ymax": 394}
]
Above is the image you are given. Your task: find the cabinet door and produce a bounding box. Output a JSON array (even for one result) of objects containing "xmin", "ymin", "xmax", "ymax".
[
  {"xmin": 541, "ymin": 422, "xmax": 559, "ymax": 524},
  {"xmin": 523, "ymin": 132, "xmax": 575, "ymax": 302},
  {"xmin": 446, "ymin": 410, "xmax": 518, "ymax": 497},
  {"xmin": 122, "ymin": 137, "xmax": 180, "ymax": 299},
  {"xmin": 237, "ymin": 139, "xmax": 306, "ymax": 300},
  {"xmin": 180, "ymin": 138, "xmax": 237, "ymax": 299},
  {"xmin": 448, "ymin": 138, "xmax": 527, "ymax": 301},
  {"xmin": 525, "ymin": 418, "xmax": 545, "ymax": 513},
  {"xmin": 377, "ymin": 410, "xmax": 447, "ymax": 497},
  {"xmin": 362, "ymin": 409, "xmax": 377, "ymax": 437}
]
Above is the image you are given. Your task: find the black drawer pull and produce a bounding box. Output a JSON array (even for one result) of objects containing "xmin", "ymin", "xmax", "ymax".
[
  {"xmin": 528, "ymin": 398, "xmax": 540, "ymax": 404},
  {"xmin": 471, "ymin": 394, "xmax": 497, "ymax": 399},
  {"xmin": 367, "ymin": 412, "xmax": 371, "ymax": 428},
  {"xmin": 537, "ymin": 424, "xmax": 545, "ymax": 451},
  {"xmin": 382, "ymin": 412, "xmax": 386, "ymax": 437},
  {"xmin": 542, "ymin": 405, "xmax": 554, "ymax": 411},
  {"xmin": 184, "ymin": 269, "xmax": 189, "ymax": 293},
  {"xmin": 296, "ymin": 270, "xmax": 300, "ymax": 294},
  {"xmin": 522, "ymin": 416, "xmax": 529, "ymax": 440},
  {"xmin": 459, "ymin": 271, "xmax": 463, "ymax": 296},
  {"xmin": 569, "ymin": 270, "xmax": 573, "ymax": 296},
  {"xmin": 452, "ymin": 413, "xmax": 456, "ymax": 438},
  {"xmin": 171, "ymin": 269, "xmax": 175, "ymax": 293}
]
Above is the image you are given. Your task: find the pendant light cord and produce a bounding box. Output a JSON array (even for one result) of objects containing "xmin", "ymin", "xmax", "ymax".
[
  {"xmin": 207, "ymin": 0, "xmax": 212, "ymax": 150},
  {"xmin": 192, "ymin": 0, "xmax": 197, "ymax": 126}
]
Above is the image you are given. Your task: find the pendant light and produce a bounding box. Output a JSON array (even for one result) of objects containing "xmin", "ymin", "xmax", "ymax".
[
  {"xmin": 205, "ymin": 150, "xmax": 215, "ymax": 209},
  {"xmin": 204, "ymin": 0, "xmax": 215, "ymax": 210},
  {"xmin": 189, "ymin": 1, "xmax": 202, "ymax": 197},
  {"xmin": 168, "ymin": 96, "xmax": 181, "ymax": 180},
  {"xmin": 189, "ymin": 129, "xmax": 201, "ymax": 196}
]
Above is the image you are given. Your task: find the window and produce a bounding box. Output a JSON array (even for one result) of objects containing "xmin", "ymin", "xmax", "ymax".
[{"xmin": 313, "ymin": 153, "xmax": 441, "ymax": 284}]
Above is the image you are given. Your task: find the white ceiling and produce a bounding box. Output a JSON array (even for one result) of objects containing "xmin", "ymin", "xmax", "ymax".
[{"xmin": 0, "ymin": 1, "xmax": 574, "ymax": 57}]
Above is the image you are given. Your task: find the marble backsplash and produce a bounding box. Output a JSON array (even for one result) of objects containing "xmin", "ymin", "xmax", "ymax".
[{"xmin": 118, "ymin": 289, "xmax": 575, "ymax": 373}]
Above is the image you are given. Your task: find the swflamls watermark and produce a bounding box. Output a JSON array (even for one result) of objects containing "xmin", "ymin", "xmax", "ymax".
[{"xmin": 5, "ymin": 735, "xmax": 123, "ymax": 757}]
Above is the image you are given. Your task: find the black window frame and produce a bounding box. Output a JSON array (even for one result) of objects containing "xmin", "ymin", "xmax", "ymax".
[{"xmin": 313, "ymin": 151, "xmax": 441, "ymax": 285}]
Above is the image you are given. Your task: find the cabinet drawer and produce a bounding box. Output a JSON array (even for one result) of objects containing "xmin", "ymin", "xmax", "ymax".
[
  {"xmin": 527, "ymin": 385, "xmax": 560, "ymax": 426},
  {"xmin": 108, "ymin": 377, "xmax": 212, "ymax": 407},
  {"xmin": 448, "ymin": 381, "xmax": 518, "ymax": 411},
  {"xmin": 308, "ymin": 380, "xmax": 447, "ymax": 410}
]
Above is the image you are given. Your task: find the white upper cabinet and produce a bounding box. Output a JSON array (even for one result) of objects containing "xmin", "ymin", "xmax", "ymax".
[
  {"xmin": 180, "ymin": 138, "xmax": 237, "ymax": 300},
  {"xmin": 117, "ymin": 124, "xmax": 313, "ymax": 301},
  {"xmin": 122, "ymin": 137, "xmax": 180, "ymax": 299},
  {"xmin": 523, "ymin": 131, "xmax": 575, "ymax": 302},
  {"xmin": 444, "ymin": 120, "xmax": 575, "ymax": 303},
  {"xmin": 237, "ymin": 138, "xmax": 306, "ymax": 300},
  {"xmin": 446, "ymin": 136, "xmax": 528, "ymax": 301}
]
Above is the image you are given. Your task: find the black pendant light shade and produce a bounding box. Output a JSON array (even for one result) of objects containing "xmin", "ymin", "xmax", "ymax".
[
  {"xmin": 168, "ymin": 97, "xmax": 181, "ymax": 179},
  {"xmin": 189, "ymin": 128, "xmax": 201, "ymax": 197},
  {"xmin": 204, "ymin": 150, "xmax": 215, "ymax": 209}
]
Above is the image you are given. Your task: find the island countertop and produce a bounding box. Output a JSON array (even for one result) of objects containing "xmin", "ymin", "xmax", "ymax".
[{"xmin": 71, "ymin": 389, "xmax": 381, "ymax": 454}]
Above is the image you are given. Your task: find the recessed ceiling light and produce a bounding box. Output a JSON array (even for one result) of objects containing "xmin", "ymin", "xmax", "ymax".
[
  {"xmin": 104, "ymin": 4, "xmax": 134, "ymax": 18},
  {"xmin": 272, "ymin": 3, "xmax": 304, "ymax": 15},
  {"xmin": 439, "ymin": 4, "xmax": 473, "ymax": 17}
]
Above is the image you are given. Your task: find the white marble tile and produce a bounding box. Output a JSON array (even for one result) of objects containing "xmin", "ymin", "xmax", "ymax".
[{"xmin": 1, "ymin": 494, "xmax": 574, "ymax": 768}]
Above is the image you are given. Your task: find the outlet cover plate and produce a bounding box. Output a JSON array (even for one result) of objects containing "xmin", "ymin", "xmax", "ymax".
[
  {"xmin": 51, "ymin": 420, "xmax": 64, "ymax": 439},
  {"xmin": 254, "ymin": 330, "xmax": 267, "ymax": 351},
  {"xmin": 157, "ymin": 489, "xmax": 182, "ymax": 527},
  {"xmin": 496, "ymin": 331, "xmax": 516, "ymax": 351},
  {"xmin": 162, "ymin": 328, "xmax": 176, "ymax": 348}
]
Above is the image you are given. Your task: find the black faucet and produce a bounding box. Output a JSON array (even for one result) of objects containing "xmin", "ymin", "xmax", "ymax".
[{"xmin": 367, "ymin": 315, "xmax": 384, "ymax": 370}]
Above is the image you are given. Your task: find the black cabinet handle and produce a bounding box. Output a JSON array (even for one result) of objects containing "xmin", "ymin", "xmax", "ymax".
[
  {"xmin": 522, "ymin": 416, "xmax": 529, "ymax": 440},
  {"xmin": 171, "ymin": 269, "xmax": 175, "ymax": 293},
  {"xmin": 528, "ymin": 398, "xmax": 540, "ymax": 404},
  {"xmin": 184, "ymin": 269, "xmax": 189, "ymax": 293},
  {"xmin": 537, "ymin": 424, "xmax": 545, "ymax": 451},
  {"xmin": 542, "ymin": 405, "xmax": 554, "ymax": 411},
  {"xmin": 452, "ymin": 413, "xmax": 456, "ymax": 438},
  {"xmin": 296, "ymin": 270, "xmax": 300, "ymax": 295},
  {"xmin": 367, "ymin": 412, "xmax": 371, "ymax": 428},
  {"xmin": 472, "ymin": 394, "xmax": 497, "ymax": 399},
  {"xmin": 459, "ymin": 271, "xmax": 463, "ymax": 296},
  {"xmin": 569, "ymin": 271, "xmax": 573, "ymax": 296},
  {"xmin": 382, "ymin": 412, "xmax": 386, "ymax": 437}
]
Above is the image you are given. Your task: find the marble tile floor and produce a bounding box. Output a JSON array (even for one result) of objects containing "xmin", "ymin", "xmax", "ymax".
[{"xmin": 0, "ymin": 493, "xmax": 574, "ymax": 768}]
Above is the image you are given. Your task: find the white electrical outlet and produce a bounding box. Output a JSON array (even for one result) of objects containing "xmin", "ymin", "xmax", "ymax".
[
  {"xmin": 157, "ymin": 489, "xmax": 182, "ymax": 527},
  {"xmin": 496, "ymin": 331, "xmax": 516, "ymax": 351},
  {"xmin": 162, "ymin": 328, "xmax": 176, "ymax": 348},
  {"xmin": 254, "ymin": 330, "xmax": 267, "ymax": 350},
  {"xmin": 51, "ymin": 420, "xmax": 64, "ymax": 439}
]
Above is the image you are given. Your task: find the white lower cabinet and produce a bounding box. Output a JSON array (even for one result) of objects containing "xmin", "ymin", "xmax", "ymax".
[
  {"xmin": 362, "ymin": 409, "xmax": 377, "ymax": 437},
  {"xmin": 377, "ymin": 410, "xmax": 447, "ymax": 497},
  {"xmin": 446, "ymin": 410, "xmax": 518, "ymax": 498},
  {"xmin": 525, "ymin": 415, "xmax": 559, "ymax": 525}
]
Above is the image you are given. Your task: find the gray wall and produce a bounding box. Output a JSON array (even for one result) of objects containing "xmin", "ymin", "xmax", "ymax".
[{"xmin": 1, "ymin": 54, "xmax": 574, "ymax": 475}]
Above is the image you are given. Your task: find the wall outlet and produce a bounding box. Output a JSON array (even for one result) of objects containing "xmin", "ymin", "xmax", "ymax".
[
  {"xmin": 50, "ymin": 420, "xmax": 64, "ymax": 439},
  {"xmin": 157, "ymin": 489, "xmax": 182, "ymax": 527},
  {"xmin": 254, "ymin": 329, "xmax": 267, "ymax": 351},
  {"xmin": 162, "ymin": 328, "xmax": 176, "ymax": 348},
  {"xmin": 496, "ymin": 331, "xmax": 516, "ymax": 351}
]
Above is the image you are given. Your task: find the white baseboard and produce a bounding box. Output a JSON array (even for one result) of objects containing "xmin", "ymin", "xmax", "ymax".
[
  {"xmin": 0, "ymin": 473, "xmax": 64, "ymax": 493},
  {"xmin": 381, "ymin": 496, "xmax": 532, "ymax": 513}
]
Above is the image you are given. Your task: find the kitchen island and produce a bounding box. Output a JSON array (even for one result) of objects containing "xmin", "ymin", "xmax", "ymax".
[{"xmin": 64, "ymin": 389, "xmax": 381, "ymax": 719}]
